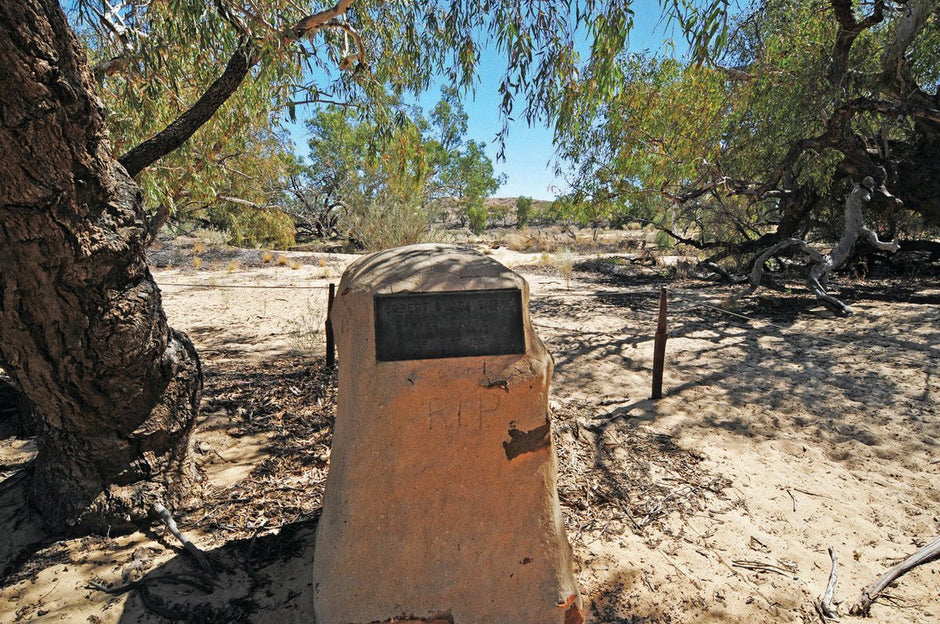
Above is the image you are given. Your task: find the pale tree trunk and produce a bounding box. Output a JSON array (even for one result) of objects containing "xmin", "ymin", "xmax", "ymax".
[
  {"xmin": 0, "ymin": 0, "xmax": 202, "ymax": 532},
  {"xmin": 733, "ymin": 177, "xmax": 899, "ymax": 315}
]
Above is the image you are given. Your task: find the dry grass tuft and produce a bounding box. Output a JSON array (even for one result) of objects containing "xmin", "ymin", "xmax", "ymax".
[
  {"xmin": 504, "ymin": 231, "xmax": 535, "ymax": 252},
  {"xmin": 285, "ymin": 310, "xmax": 326, "ymax": 357},
  {"xmin": 553, "ymin": 248, "xmax": 575, "ymax": 287}
]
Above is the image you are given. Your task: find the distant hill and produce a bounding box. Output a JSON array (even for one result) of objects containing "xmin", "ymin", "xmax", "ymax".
[
  {"xmin": 435, "ymin": 196, "xmax": 554, "ymax": 227},
  {"xmin": 484, "ymin": 197, "xmax": 553, "ymax": 209}
]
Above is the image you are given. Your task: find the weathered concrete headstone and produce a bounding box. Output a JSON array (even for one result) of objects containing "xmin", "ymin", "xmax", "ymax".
[{"xmin": 313, "ymin": 243, "xmax": 583, "ymax": 624}]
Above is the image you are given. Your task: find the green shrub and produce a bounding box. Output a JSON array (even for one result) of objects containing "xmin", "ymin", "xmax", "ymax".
[
  {"xmin": 515, "ymin": 196, "xmax": 532, "ymax": 228},
  {"xmin": 466, "ymin": 203, "xmax": 488, "ymax": 235},
  {"xmin": 654, "ymin": 228, "xmax": 675, "ymax": 249},
  {"xmin": 208, "ymin": 207, "xmax": 296, "ymax": 249}
]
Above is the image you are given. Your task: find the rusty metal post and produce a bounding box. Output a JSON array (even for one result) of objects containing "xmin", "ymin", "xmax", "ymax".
[
  {"xmin": 325, "ymin": 282, "xmax": 336, "ymax": 368},
  {"xmin": 651, "ymin": 287, "xmax": 667, "ymax": 399}
]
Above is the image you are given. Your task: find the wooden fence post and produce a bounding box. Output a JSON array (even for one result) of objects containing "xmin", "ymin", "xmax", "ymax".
[
  {"xmin": 325, "ymin": 283, "xmax": 336, "ymax": 369},
  {"xmin": 651, "ymin": 287, "xmax": 667, "ymax": 399}
]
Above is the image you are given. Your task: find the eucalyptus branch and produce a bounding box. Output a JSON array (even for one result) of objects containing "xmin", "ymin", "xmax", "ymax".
[
  {"xmin": 119, "ymin": 43, "xmax": 257, "ymax": 177},
  {"xmin": 213, "ymin": 0, "xmax": 250, "ymax": 36},
  {"xmin": 218, "ymin": 162, "xmax": 259, "ymax": 182},
  {"xmin": 118, "ymin": 0, "xmax": 362, "ymax": 177},
  {"xmin": 659, "ymin": 176, "xmax": 763, "ymax": 204},
  {"xmin": 290, "ymin": 0, "xmax": 357, "ymax": 39},
  {"xmin": 227, "ymin": 1, "xmax": 276, "ymax": 33},
  {"xmin": 828, "ymin": 0, "xmax": 886, "ymax": 99},
  {"xmin": 280, "ymin": 98, "xmax": 361, "ymax": 109},
  {"xmin": 754, "ymin": 93, "xmax": 940, "ymax": 198},
  {"xmin": 881, "ymin": 0, "xmax": 935, "ymax": 105},
  {"xmin": 216, "ymin": 195, "xmax": 285, "ymax": 212},
  {"xmin": 88, "ymin": 1, "xmax": 132, "ymax": 45},
  {"xmin": 714, "ymin": 65, "xmax": 753, "ymax": 81},
  {"xmin": 92, "ymin": 55, "xmax": 130, "ymax": 82},
  {"xmin": 321, "ymin": 18, "xmax": 367, "ymax": 70}
]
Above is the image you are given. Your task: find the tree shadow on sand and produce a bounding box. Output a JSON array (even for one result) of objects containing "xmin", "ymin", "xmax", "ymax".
[
  {"xmin": 112, "ymin": 516, "xmax": 318, "ymax": 624},
  {"xmin": 531, "ymin": 266, "xmax": 938, "ymax": 468}
]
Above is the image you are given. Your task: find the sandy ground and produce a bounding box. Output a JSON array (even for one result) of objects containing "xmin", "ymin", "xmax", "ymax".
[{"xmin": 1, "ymin": 241, "xmax": 938, "ymax": 623}]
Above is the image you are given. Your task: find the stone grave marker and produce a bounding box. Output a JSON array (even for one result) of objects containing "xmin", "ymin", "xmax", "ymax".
[{"xmin": 313, "ymin": 243, "xmax": 583, "ymax": 624}]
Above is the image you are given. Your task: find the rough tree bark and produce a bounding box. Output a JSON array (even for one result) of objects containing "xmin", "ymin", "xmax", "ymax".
[
  {"xmin": 0, "ymin": 0, "xmax": 363, "ymax": 536},
  {"xmin": 0, "ymin": 0, "xmax": 202, "ymax": 532}
]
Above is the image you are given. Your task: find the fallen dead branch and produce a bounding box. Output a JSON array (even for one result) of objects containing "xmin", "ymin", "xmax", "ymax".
[
  {"xmin": 87, "ymin": 572, "xmax": 213, "ymax": 596},
  {"xmin": 89, "ymin": 573, "xmax": 217, "ymax": 621},
  {"xmin": 814, "ymin": 546, "xmax": 839, "ymax": 622},
  {"xmin": 153, "ymin": 502, "xmax": 212, "ymax": 574},
  {"xmin": 850, "ymin": 536, "xmax": 940, "ymax": 616}
]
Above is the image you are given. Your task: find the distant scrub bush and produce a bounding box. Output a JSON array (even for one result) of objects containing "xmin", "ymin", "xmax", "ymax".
[
  {"xmin": 345, "ymin": 193, "xmax": 439, "ymax": 251},
  {"xmin": 209, "ymin": 207, "xmax": 296, "ymax": 249},
  {"xmin": 553, "ymin": 248, "xmax": 575, "ymax": 288},
  {"xmin": 466, "ymin": 203, "xmax": 488, "ymax": 235},
  {"xmin": 515, "ymin": 196, "xmax": 532, "ymax": 228}
]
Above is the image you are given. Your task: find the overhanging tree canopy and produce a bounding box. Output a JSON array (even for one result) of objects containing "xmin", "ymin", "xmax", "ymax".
[{"xmin": 559, "ymin": 0, "xmax": 939, "ymax": 250}]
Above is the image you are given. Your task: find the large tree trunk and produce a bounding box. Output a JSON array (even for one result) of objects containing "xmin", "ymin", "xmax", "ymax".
[{"xmin": 0, "ymin": 0, "xmax": 202, "ymax": 532}]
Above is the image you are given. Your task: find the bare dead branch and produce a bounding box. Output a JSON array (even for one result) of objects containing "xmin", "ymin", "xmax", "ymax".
[
  {"xmin": 814, "ymin": 547, "xmax": 839, "ymax": 621},
  {"xmin": 153, "ymin": 502, "xmax": 213, "ymax": 575},
  {"xmin": 850, "ymin": 536, "xmax": 940, "ymax": 616},
  {"xmin": 216, "ymin": 194, "xmax": 285, "ymax": 212}
]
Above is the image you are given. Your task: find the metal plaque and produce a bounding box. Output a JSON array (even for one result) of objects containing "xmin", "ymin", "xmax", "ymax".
[{"xmin": 374, "ymin": 289, "xmax": 525, "ymax": 361}]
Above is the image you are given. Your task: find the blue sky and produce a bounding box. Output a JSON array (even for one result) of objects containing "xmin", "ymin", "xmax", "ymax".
[{"xmin": 289, "ymin": 4, "xmax": 687, "ymax": 201}]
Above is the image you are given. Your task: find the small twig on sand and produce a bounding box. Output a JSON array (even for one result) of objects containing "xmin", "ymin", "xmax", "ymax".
[
  {"xmin": 850, "ymin": 536, "xmax": 940, "ymax": 616},
  {"xmin": 785, "ymin": 488, "xmax": 797, "ymax": 512},
  {"xmin": 153, "ymin": 502, "xmax": 213, "ymax": 574},
  {"xmin": 731, "ymin": 559, "xmax": 797, "ymax": 576},
  {"xmin": 790, "ymin": 487, "xmax": 831, "ymax": 499},
  {"xmin": 814, "ymin": 546, "xmax": 839, "ymax": 622}
]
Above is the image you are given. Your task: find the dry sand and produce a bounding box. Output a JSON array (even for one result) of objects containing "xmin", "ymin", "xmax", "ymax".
[{"xmin": 1, "ymin": 242, "xmax": 938, "ymax": 623}]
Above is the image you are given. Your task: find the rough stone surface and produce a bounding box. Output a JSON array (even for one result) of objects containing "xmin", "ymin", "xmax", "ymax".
[{"xmin": 313, "ymin": 244, "xmax": 583, "ymax": 624}]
